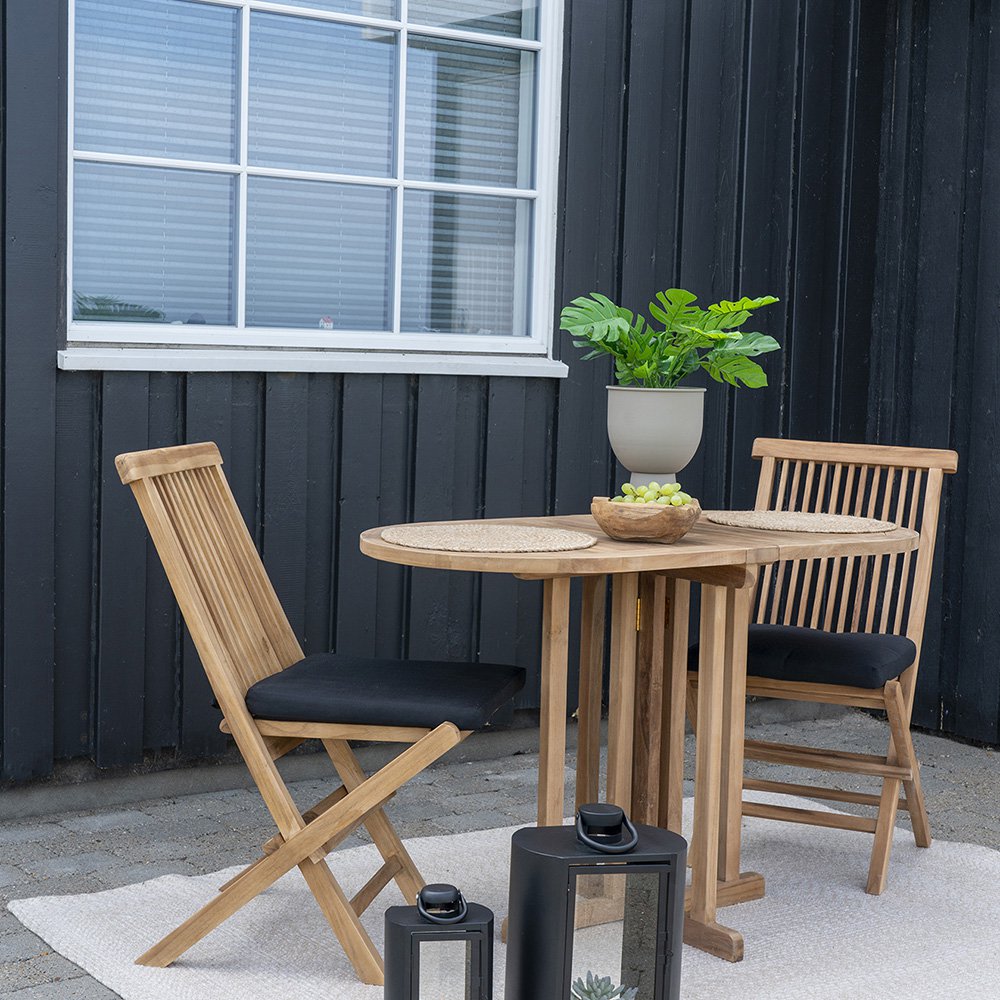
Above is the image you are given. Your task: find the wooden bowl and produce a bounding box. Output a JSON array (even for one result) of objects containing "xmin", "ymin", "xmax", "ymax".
[{"xmin": 591, "ymin": 496, "xmax": 702, "ymax": 543}]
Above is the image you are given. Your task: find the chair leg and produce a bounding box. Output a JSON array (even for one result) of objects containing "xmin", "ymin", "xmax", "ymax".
[
  {"xmin": 136, "ymin": 722, "xmax": 461, "ymax": 976},
  {"xmin": 884, "ymin": 679, "xmax": 932, "ymax": 849},
  {"xmin": 685, "ymin": 675, "xmax": 698, "ymax": 735},
  {"xmin": 867, "ymin": 773, "xmax": 902, "ymax": 895},
  {"xmin": 322, "ymin": 738, "xmax": 426, "ymax": 904},
  {"xmin": 298, "ymin": 858, "xmax": 385, "ymax": 983},
  {"xmin": 868, "ymin": 679, "xmax": 918, "ymax": 895}
]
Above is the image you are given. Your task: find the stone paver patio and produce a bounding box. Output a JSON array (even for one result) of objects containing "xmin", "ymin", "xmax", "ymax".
[{"xmin": 1, "ymin": 712, "xmax": 997, "ymax": 997}]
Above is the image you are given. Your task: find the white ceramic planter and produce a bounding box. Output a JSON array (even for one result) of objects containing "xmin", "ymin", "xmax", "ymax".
[{"xmin": 606, "ymin": 386, "xmax": 706, "ymax": 485}]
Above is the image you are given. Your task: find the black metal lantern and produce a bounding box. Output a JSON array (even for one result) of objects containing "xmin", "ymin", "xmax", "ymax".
[
  {"xmin": 385, "ymin": 884, "xmax": 494, "ymax": 1000},
  {"xmin": 505, "ymin": 804, "xmax": 686, "ymax": 1000}
]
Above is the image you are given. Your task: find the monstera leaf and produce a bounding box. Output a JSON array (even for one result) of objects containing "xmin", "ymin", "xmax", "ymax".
[
  {"xmin": 708, "ymin": 294, "xmax": 780, "ymax": 314},
  {"xmin": 699, "ymin": 331, "xmax": 781, "ymax": 387},
  {"xmin": 647, "ymin": 288, "xmax": 699, "ymax": 330},
  {"xmin": 560, "ymin": 294, "xmax": 635, "ymax": 349}
]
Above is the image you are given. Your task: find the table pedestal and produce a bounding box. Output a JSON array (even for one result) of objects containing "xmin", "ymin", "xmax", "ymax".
[{"xmin": 574, "ymin": 569, "xmax": 765, "ymax": 962}]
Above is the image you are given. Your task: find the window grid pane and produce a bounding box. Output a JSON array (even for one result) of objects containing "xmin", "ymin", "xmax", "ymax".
[
  {"xmin": 248, "ymin": 12, "xmax": 397, "ymax": 177},
  {"xmin": 405, "ymin": 36, "xmax": 534, "ymax": 188},
  {"xmin": 75, "ymin": 0, "xmax": 239, "ymax": 162},
  {"xmin": 408, "ymin": 0, "xmax": 538, "ymax": 40},
  {"xmin": 401, "ymin": 191, "xmax": 531, "ymax": 337},
  {"xmin": 73, "ymin": 162, "xmax": 236, "ymax": 325},
  {"xmin": 289, "ymin": 0, "xmax": 398, "ymax": 18},
  {"xmin": 246, "ymin": 176, "xmax": 393, "ymax": 330},
  {"xmin": 72, "ymin": 0, "xmax": 543, "ymax": 343}
]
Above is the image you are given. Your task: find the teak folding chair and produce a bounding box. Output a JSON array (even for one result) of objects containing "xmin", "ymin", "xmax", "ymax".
[
  {"xmin": 689, "ymin": 438, "xmax": 957, "ymax": 895},
  {"xmin": 116, "ymin": 442, "xmax": 524, "ymax": 983}
]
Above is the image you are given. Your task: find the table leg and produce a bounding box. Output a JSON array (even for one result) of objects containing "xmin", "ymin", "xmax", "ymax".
[
  {"xmin": 658, "ymin": 577, "xmax": 690, "ymax": 834},
  {"xmin": 685, "ymin": 584, "xmax": 744, "ymax": 962},
  {"xmin": 632, "ymin": 573, "xmax": 666, "ymax": 824},
  {"xmin": 537, "ymin": 576, "xmax": 571, "ymax": 826},
  {"xmin": 575, "ymin": 575, "xmax": 606, "ymax": 812},
  {"xmin": 718, "ymin": 573, "xmax": 764, "ymax": 903},
  {"xmin": 607, "ymin": 572, "xmax": 639, "ymax": 810},
  {"xmin": 573, "ymin": 573, "xmax": 637, "ymax": 928}
]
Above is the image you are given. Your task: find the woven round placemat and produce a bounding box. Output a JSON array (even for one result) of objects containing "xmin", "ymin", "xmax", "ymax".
[
  {"xmin": 380, "ymin": 523, "xmax": 598, "ymax": 553},
  {"xmin": 705, "ymin": 510, "xmax": 897, "ymax": 533}
]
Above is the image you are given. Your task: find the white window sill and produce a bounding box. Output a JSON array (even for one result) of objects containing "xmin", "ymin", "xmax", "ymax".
[{"xmin": 57, "ymin": 347, "xmax": 569, "ymax": 378}]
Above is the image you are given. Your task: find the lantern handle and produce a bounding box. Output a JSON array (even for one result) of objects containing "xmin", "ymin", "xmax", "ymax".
[
  {"xmin": 575, "ymin": 812, "xmax": 639, "ymax": 854},
  {"xmin": 417, "ymin": 885, "xmax": 469, "ymax": 924}
]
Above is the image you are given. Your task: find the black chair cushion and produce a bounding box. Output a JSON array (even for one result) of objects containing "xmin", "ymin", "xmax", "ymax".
[
  {"xmin": 245, "ymin": 653, "xmax": 526, "ymax": 731},
  {"xmin": 688, "ymin": 624, "xmax": 917, "ymax": 689}
]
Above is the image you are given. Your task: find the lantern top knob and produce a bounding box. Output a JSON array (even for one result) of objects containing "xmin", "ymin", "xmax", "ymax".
[
  {"xmin": 417, "ymin": 883, "xmax": 469, "ymax": 924},
  {"xmin": 578, "ymin": 803, "xmax": 624, "ymax": 829},
  {"xmin": 576, "ymin": 803, "xmax": 639, "ymax": 854}
]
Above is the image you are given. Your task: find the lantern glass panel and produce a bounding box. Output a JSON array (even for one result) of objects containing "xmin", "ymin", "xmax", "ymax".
[
  {"xmin": 418, "ymin": 938, "xmax": 475, "ymax": 1000},
  {"xmin": 570, "ymin": 870, "xmax": 662, "ymax": 1000}
]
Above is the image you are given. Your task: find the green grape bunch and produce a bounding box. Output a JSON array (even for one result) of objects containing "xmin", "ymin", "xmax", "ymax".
[
  {"xmin": 610, "ymin": 480, "xmax": 696, "ymax": 507},
  {"xmin": 569, "ymin": 972, "xmax": 639, "ymax": 1000}
]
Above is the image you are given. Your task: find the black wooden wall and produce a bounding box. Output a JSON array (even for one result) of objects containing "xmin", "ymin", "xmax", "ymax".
[
  {"xmin": 1, "ymin": 0, "xmax": 993, "ymax": 782},
  {"xmin": 868, "ymin": 0, "xmax": 1000, "ymax": 743}
]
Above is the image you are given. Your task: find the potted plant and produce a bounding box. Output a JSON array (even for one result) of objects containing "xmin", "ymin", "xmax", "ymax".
[
  {"xmin": 571, "ymin": 973, "xmax": 638, "ymax": 1000},
  {"xmin": 560, "ymin": 288, "xmax": 781, "ymax": 484}
]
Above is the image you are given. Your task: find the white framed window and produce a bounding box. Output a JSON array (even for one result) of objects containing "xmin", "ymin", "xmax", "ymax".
[{"xmin": 59, "ymin": 0, "xmax": 567, "ymax": 377}]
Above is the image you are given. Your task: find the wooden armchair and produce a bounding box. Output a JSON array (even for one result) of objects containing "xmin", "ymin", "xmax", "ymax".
[
  {"xmin": 689, "ymin": 438, "xmax": 957, "ymax": 894},
  {"xmin": 117, "ymin": 442, "xmax": 524, "ymax": 983}
]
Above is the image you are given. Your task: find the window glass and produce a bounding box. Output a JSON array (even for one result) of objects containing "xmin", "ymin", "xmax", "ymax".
[
  {"xmin": 401, "ymin": 191, "xmax": 531, "ymax": 336},
  {"xmin": 418, "ymin": 940, "xmax": 474, "ymax": 1000},
  {"xmin": 246, "ymin": 177, "xmax": 393, "ymax": 330},
  {"xmin": 249, "ymin": 14, "xmax": 397, "ymax": 177},
  {"xmin": 406, "ymin": 37, "xmax": 534, "ymax": 188},
  {"xmin": 571, "ymin": 871, "xmax": 661, "ymax": 1000},
  {"xmin": 75, "ymin": 0, "xmax": 238, "ymax": 162},
  {"xmin": 73, "ymin": 162, "xmax": 236, "ymax": 325}
]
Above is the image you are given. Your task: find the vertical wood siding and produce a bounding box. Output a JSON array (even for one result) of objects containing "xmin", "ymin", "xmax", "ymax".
[
  {"xmin": 869, "ymin": 0, "xmax": 1000, "ymax": 742},
  {"xmin": 1, "ymin": 0, "xmax": 991, "ymax": 780}
]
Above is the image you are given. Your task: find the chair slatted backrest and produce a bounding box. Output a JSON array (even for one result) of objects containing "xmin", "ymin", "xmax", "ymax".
[
  {"xmin": 116, "ymin": 443, "xmax": 303, "ymax": 718},
  {"xmin": 751, "ymin": 440, "xmax": 957, "ymax": 658}
]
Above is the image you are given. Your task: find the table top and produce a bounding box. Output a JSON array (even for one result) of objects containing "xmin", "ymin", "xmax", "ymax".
[{"xmin": 359, "ymin": 513, "xmax": 919, "ymax": 577}]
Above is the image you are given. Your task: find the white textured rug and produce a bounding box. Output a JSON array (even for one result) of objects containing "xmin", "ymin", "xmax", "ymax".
[{"xmin": 9, "ymin": 795, "xmax": 1000, "ymax": 1000}]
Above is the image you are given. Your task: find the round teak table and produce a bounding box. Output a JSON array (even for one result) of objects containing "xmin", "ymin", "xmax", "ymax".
[{"xmin": 359, "ymin": 513, "xmax": 918, "ymax": 962}]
